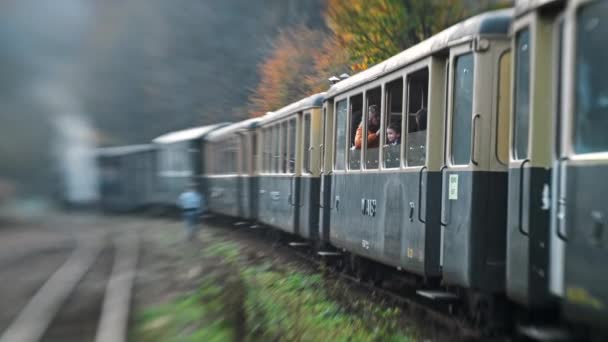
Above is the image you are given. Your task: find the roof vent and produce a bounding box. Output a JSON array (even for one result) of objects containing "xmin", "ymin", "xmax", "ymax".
[
  {"xmin": 339, "ymin": 73, "xmax": 350, "ymax": 80},
  {"xmin": 328, "ymin": 76, "xmax": 340, "ymax": 85}
]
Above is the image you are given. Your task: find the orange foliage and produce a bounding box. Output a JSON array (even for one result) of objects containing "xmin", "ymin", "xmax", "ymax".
[{"xmin": 248, "ymin": 26, "xmax": 324, "ymax": 117}]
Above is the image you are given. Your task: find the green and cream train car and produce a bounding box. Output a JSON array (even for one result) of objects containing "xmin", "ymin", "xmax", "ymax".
[
  {"xmin": 256, "ymin": 93, "xmax": 325, "ymax": 240},
  {"xmin": 204, "ymin": 118, "xmax": 260, "ymax": 220}
]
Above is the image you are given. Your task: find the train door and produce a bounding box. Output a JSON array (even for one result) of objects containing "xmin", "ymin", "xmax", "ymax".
[
  {"xmin": 320, "ymin": 101, "xmax": 334, "ymax": 244},
  {"xmin": 441, "ymin": 40, "xmax": 509, "ymax": 293},
  {"xmin": 506, "ymin": 10, "xmax": 560, "ymax": 309},
  {"xmin": 561, "ymin": 0, "xmax": 608, "ymax": 330}
]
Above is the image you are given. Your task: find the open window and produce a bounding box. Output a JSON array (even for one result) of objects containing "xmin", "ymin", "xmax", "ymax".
[
  {"xmin": 334, "ymin": 99, "xmax": 347, "ymax": 170},
  {"xmin": 364, "ymin": 87, "xmax": 382, "ymax": 169},
  {"xmin": 383, "ymin": 78, "xmax": 404, "ymax": 168},
  {"xmin": 348, "ymin": 94, "xmax": 363, "ymax": 170},
  {"xmin": 406, "ymin": 68, "xmax": 429, "ymax": 167}
]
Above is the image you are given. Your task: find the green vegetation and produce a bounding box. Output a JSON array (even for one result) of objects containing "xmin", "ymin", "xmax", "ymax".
[{"xmin": 133, "ymin": 238, "xmax": 416, "ymax": 341}]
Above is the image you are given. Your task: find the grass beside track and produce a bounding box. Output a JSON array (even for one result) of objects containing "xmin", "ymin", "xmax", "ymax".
[{"xmin": 132, "ymin": 230, "xmax": 417, "ymax": 342}]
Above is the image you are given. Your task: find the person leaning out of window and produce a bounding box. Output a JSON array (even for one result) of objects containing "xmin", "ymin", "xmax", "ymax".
[{"xmin": 354, "ymin": 105, "xmax": 381, "ymax": 149}]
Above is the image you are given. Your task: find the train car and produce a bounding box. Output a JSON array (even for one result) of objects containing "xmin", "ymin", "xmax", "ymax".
[
  {"xmin": 506, "ymin": 0, "xmax": 565, "ymax": 315},
  {"xmin": 152, "ymin": 124, "xmax": 228, "ymax": 208},
  {"xmin": 557, "ymin": 0, "xmax": 608, "ymax": 334},
  {"xmin": 97, "ymin": 144, "xmax": 157, "ymax": 212},
  {"xmin": 322, "ymin": 9, "xmax": 514, "ymax": 302},
  {"xmin": 204, "ymin": 118, "xmax": 260, "ymax": 220},
  {"xmin": 256, "ymin": 93, "xmax": 325, "ymax": 240}
]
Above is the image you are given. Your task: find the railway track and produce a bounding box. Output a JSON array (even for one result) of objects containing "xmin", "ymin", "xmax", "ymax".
[{"xmin": 0, "ymin": 231, "xmax": 138, "ymax": 342}]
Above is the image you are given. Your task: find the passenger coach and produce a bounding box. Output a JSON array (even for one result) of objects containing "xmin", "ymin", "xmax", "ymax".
[
  {"xmin": 556, "ymin": 0, "xmax": 608, "ymax": 333},
  {"xmin": 321, "ymin": 9, "xmax": 514, "ymax": 299},
  {"xmin": 256, "ymin": 93, "xmax": 325, "ymax": 240},
  {"xmin": 152, "ymin": 124, "xmax": 228, "ymax": 208},
  {"xmin": 204, "ymin": 118, "xmax": 260, "ymax": 221},
  {"xmin": 97, "ymin": 144, "xmax": 157, "ymax": 212}
]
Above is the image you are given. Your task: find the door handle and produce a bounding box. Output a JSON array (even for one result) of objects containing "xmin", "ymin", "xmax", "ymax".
[
  {"xmin": 335, "ymin": 196, "xmax": 340, "ymax": 211},
  {"xmin": 409, "ymin": 202, "xmax": 415, "ymax": 222},
  {"xmin": 557, "ymin": 198, "xmax": 568, "ymax": 241},
  {"xmin": 518, "ymin": 159, "xmax": 530, "ymax": 236},
  {"xmin": 418, "ymin": 166, "xmax": 427, "ymax": 223},
  {"xmin": 440, "ymin": 165, "xmax": 449, "ymax": 227},
  {"xmin": 591, "ymin": 211, "xmax": 605, "ymax": 247},
  {"xmin": 471, "ymin": 114, "xmax": 480, "ymax": 166}
]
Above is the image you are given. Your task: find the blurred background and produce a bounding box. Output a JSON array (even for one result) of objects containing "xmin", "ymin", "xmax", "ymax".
[{"xmin": 0, "ymin": 0, "xmax": 508, "ymax": 211}]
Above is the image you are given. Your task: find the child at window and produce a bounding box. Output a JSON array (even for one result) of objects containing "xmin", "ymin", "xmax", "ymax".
[{"xmin": 386, "ymin": 122, "xmax": 401, "ymax": 145}]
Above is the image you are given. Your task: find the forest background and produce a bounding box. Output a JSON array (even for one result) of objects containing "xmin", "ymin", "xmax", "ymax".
[{"xmin": 0, "ymin": 0, "xmax": 509, "ymax": 196}]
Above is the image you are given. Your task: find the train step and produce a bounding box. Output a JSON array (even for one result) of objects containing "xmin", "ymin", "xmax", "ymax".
[
  {"xmin": 288, "ymin": 242, "xmax": 309, "ymax": 247},
  {"xmin": 517, "ymin": 325, "xmax": 573, "ymax": 341},
  {"xmin": 233, "ymin": 221, "xmax": 248, "ymax": 226},
  {"xmin": 317, "ymin": 251, "xmax": 342, "ymax": 257},
  {"xmin": 416, "ymin": 290, "xmax": 459, "ymax": 301}
]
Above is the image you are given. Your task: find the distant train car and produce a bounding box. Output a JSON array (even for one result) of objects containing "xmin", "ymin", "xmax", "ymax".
[
  {"xmin": 204, "ymin": 118, "xmax": 260, "ymax": 220},
  {"xmin": 152, "ymin": 124, "xmax": 228, "ymax": 208},
  {"xmin": 97, "ymin": 144, "xmax": 156, "ymax": 212},
  {"xmin": 256, "ymin": 93, "xmax": 325, "ymax": 240},
  {"xmin": 321, "ymin": 9, "xmax": 513, "ymax": 302}
]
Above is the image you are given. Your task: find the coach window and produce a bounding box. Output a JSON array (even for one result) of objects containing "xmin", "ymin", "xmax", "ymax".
[
  {"xmin": 496, "ymin": 51, "xmax": 511, "ymax": 164},
  {"xmin": 348, "ymin": 94, "xmax": 363, "ymax": 170},
  {"xmin": 383, "ymin": 78, "xmax": 403, "ymax": 169},
  {"xmin": 265, "ymin": 128, "xmax": 272, "ymax": 173},
  {"xmin": 303, "ymin": 113, "xmax": 312, "ymax": 173},
  {"xmin": 334, "ymin": 99, "xmax": 347, "ymax": 170},
  {"xmin": 241, "ymin": 135, "xmax": 248, "ymax": 175},
  {"xmin": 274, "ymin": 125, "xmax": 280, "ymax": 173},
  {"xmin": 513, "ymin": 29, "xmax": 531, "ymax": 160},
  {"xmin": 451, "ymin": 53, "xmax": 475, "ymax": 165},
  {"xmin": 406, "ymin": 68, "xmax": 429, "ymax": 167},
  {"xmin": 280, "ymin": 121, "xmax": 287, "ymax": 173},
  {"xmin": 574, "ymin": 2, "xmax": 608, "ymax": 154},
  {"xmin": 288, "ymin": 118, "xmax": 296, "ymax": 173},
  {"xmin": 230, "ymin": 138, "xmax": 238, "ymax": 174},
  {"xmin": 222, "ymin": 140, "xmax": 228, "ymax": 174},
  {"xmin": 259, "ymin": 132, "xmax": 264, "ymax": 173},
  {"xmin": 320, "ymin": 107, "xmax": 326, "ymax": 173},
  {"xmin": 364, "ymin": 87, "xmax": 381, "ymax": 169}
]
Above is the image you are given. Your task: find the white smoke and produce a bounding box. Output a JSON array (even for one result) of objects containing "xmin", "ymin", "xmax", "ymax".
[{"xmin": 38, "ymin": 84, "xmax": 99, "ymax": 204}]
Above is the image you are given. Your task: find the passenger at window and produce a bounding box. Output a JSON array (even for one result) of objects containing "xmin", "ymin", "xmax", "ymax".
[
  {"xmin": 354, "ymin": 105, "xmax": 380, "ymax": 149},
  {"xmin": 386, "ymin": 122, "xmax": 401, "ymax": 145}
]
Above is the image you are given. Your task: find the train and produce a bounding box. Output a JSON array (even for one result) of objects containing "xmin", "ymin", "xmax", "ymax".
[{"xmin": 96, "ymin": 0, "xmax": 608, "ymax": 339}]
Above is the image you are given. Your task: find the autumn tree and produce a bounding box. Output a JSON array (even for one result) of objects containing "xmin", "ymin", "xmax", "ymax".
[
  {"xmin": 326, "ymin": 0, "xmax": 508, "ymax": 71},
  {"xmin": 248, "ymin": 26, "xmax": 325, "ymax": 117},
  {"xmin": 305, "ymin": 35, "xmax": 351, "ymax": 94}
]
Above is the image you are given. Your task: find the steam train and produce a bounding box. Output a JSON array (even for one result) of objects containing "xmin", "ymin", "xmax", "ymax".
[{"xmin": 97, "ymin": 0, "xmax": 608, "ymax": 338}]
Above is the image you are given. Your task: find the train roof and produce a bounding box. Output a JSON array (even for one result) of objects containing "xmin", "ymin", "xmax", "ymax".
[
  {"xmin": 325, "ymin": 9, "xmax": 513, "ymax": 98},
  {"xmin": 152, "ymin": 123, "xmax": 229, "ymax": 144},
  {"xmin": 97, "ymin": 144, "xmax": 154, "ymax": 157},
  {"xmin": 258, "ymin": 92, "xmax": 326, "ymax": 125},
  {"xmin": 205, "ymin": 118, "xmax": 261, "ymax": 142},
  {"xmin": 514, "ymin": 0, "xmax": 564, "ymax": 17}
]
